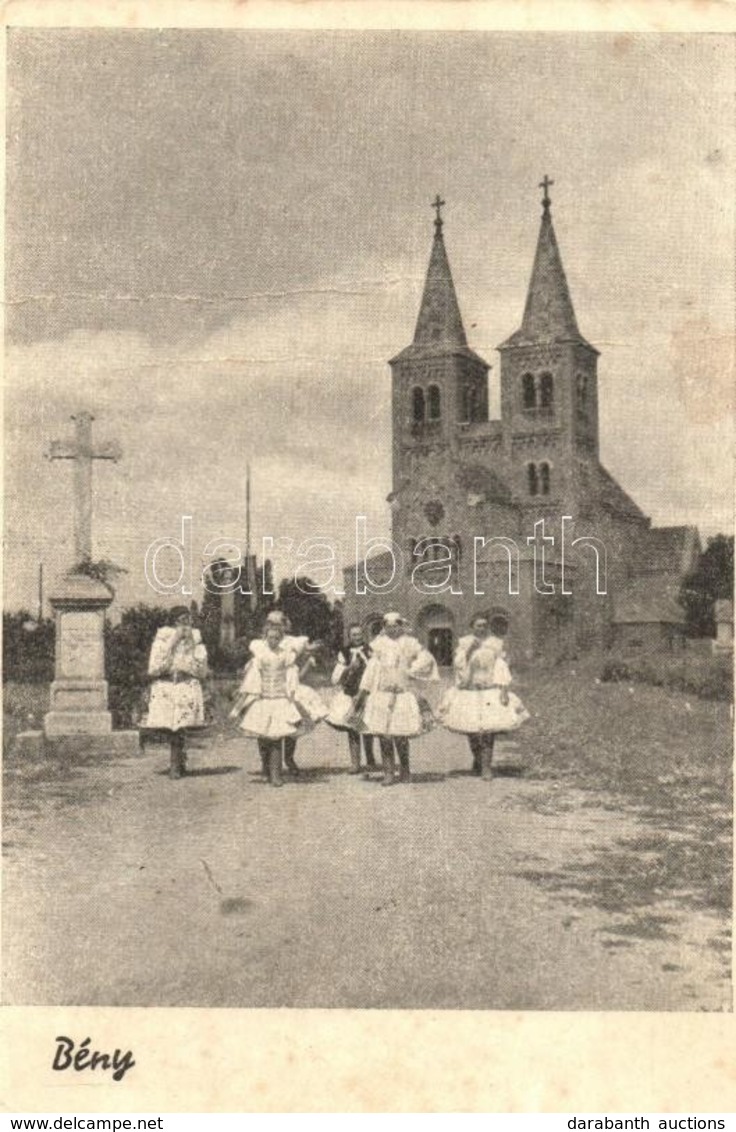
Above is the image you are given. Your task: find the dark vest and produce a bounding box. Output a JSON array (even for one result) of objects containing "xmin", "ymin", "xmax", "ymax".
[{"xmin": 338, "ymin": 644, "xmax": 371, "ymax": 697}]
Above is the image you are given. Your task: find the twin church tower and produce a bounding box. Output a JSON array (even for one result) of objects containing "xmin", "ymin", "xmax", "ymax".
[{"xmin": 343, "ymin": 182, "xmax": 698, "ymax": 661}]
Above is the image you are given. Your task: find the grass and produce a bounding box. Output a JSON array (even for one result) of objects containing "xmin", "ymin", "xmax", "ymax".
[
  {"xmin": 515, "ymin": 653, "xmax": 731, "ymax": 795},
  {"xmin": 600, "ymin": 650, "xmax": 732, "ymax": 701},
  {"xmin": 511, "ymin": 654, "xmax": 732, "ymax": 953},
  {"xmin": 2, "ymin": 682, "xmax": 47, "ymax": 755}
]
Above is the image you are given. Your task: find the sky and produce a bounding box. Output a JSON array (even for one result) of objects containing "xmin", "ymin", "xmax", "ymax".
[{"xmin": 5, "ymin": 29, "xmax": 734, "ymax": 613}]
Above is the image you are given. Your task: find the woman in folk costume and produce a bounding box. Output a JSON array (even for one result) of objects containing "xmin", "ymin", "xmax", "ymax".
[
  {"xmin": 267, "ymin": 610, "xmax": 323, "ymax": 776},
  {"xmin": 144, "ymin": 606, "xmax": 209, "ymax": 780},
  {"xmin": 355, "ymin": 612, "xmax": 439, "ymax": 786},
  {"xmin": 325, "ymin": 622, "xmax": 377, "ymax": 774},
  {"xmin": 439, "ymin": 613, "xmax": 529, "ymax": 781},
  {"xmin": 230, "ymin": 613, "xmax": 326, "ymax": 787}
]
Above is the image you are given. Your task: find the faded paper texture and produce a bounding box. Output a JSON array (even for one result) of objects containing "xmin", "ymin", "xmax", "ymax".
[{"xmin": 2, "ymin": 0, "xmax": 736, "ymax": 1114}]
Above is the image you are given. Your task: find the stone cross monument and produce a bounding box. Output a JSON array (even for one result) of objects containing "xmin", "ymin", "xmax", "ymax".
[
  {"xmin": 16, "ymin": 412, "xmax": 139, "ymax": 757},
  {"xmin": 48, "ymin": 411, "xmax": 122, "ymax": 564}
]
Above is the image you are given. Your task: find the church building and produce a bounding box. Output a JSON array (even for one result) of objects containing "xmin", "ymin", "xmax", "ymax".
[{"xmin": 343, "ymin": 183, "xmax": 699, "ymax": 663}]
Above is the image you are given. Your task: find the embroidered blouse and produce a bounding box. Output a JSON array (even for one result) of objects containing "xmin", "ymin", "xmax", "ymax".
[
  {"xmin": 453, "ymin": 634, "xmax": 511, "ymax": 690},
  {"xmin": 360, "ymin": 633, "xmax": 439, "ymax": 695},
  {"xmin": 238, "ymin": 638, "xmax": 302, "ymax": 699},
  {"xmin": 148, "ymin": 627, "xmax": 208, "ymax": 681}
]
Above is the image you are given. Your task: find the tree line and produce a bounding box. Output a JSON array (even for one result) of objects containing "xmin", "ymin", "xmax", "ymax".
[{"xmin": 3, "ymin": 536, "xmax": 733, "ymax": 689}]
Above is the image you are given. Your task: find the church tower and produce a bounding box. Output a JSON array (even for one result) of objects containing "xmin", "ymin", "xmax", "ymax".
[
  {"xmin": 498, "ymin": 178, "xmax": 600, "ymax": 524},
  {"xmin": 389, "ymin": 196, "xmax": 491, "ymax": 553},
  {"xmin": 345, "ymin": 179, "xmax": 683, "ymax": 661}
]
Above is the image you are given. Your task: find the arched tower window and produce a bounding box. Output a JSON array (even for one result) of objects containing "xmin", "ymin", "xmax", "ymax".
[
  {"xmin": 460, "ymin": 385, "xmax": 471, "ymax": 423},
  {"xmin": 461, "ymin": 383, "xmax": 486, "ymax": 423},
  {"xmin": 522, "ymin": 373, "xmax": 536, "ymax": 410},
  {"xmin": 539, "ymin": 372, "xmax": 554, "ymax": 409},
  {"xmin": 427, "ymin": 384, "xmax": 441, "ymax": 421},
  {"xmin": 539, "ymin": 462, "xmax": 551, "ymax": 496},
  {"xmin": 576, "ymin": 373, "xmax": 587, "ymax": 413},
  {"xmin": 412, "ymin": 386, "xmax": 425, "ymax": 424},
  {"xmin": 527, "ymin": 463, "xmax": 538, "ymax": 496}
]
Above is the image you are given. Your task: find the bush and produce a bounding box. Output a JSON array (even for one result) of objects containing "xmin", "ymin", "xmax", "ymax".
[
  {"xmin": 3, "ymin": 602, "xmax": 258, "ymax": 729},
  {"xmin": 600, "ymin": 650, "xmax": 732, "ymax": 702},
  {"xmin": 205, "ymin": 637, "xmax": 251, "ymax": 676},
  {"xmin": 105, "ymin": 605, "xmax": 176, "ymax": 728},
  {"xmin": 2, "ymin": 612, "xmax": 55, "ymax": 683},
  {"xmin": 105, "ymin": 605, "xmax": 252, "ymax": 725},
  {"xmin": 3, "ymin": 682, "xmax": 48, "ymax": 752}
]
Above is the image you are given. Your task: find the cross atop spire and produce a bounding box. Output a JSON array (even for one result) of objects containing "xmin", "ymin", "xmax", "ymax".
[
  {"xmin": 409, "ymin": 196, "xmax": 467, "ymax": 348},
  {"xmin": 539, "ymin": 174, "xmax": 554, "ymax": 211},
  {"xmin": 498, "ymin": 187, "xmax": 598, "ymax": 354},
  {"xmin": 432, "ymin": 193, "xmax": 446, "ymax": 232}
]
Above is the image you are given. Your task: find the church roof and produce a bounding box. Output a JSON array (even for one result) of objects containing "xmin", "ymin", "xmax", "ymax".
[
  {"xmin": 633, "ymin": 525, "xmax": 701, "ymax": 577},
  {"xmin": 499, "ymin": 192, "xmax": 597, "ymax": 353},
  {"xmin": 613, "ymin": 578, "xmax": 686, "ymax": 625},
  {"xmin": 594, "ymin": 464, "xmax": 648, "ymax": 522},
  {"xmin": 391, "ymin": 207, "xmax": 488, "ymax": 368},
  {"xmin": 343, "ymin": 549, "xmax": 395, "ymax": 577}
]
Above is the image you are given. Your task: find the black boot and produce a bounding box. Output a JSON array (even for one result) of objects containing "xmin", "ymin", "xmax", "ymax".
[
  {"xmin": 481, "ymin": 734, "xmax": 495, "ymax": 781},
  {"xmin": 363, "ymin": 736, "xmax": 377, "ymax": 769},
  {"xmin": 379, "ymin": 738, "xmax": 395, "ymax": 786},
  {"xmin": 268, "ymin": 744, "xmax": 284, "ymax": 788},
  {"xmin": 347, "ymin": 731, "xmax": 362, "ymax": 774},
  {"xmin": 169, "ymin": 734, "xmax": 186, "ymax": 780},
  {"xmin": 283, "ymin": 737, "xmax": 300, "ymax": 777},
  {"xmin": 258, "ymin": 739, "xmax": 270, "ymax": 779},
  {"xmin": 396, "ymin": 739, "xmax": 411, "ymax": 783},
  {"xmin": 469, "ymin": 734, "xmax": 482, "ymax": 776}
]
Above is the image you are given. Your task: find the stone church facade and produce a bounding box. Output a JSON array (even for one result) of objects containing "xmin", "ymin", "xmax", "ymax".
[{"xmin": 343, "ymin": 188, "xmax": 699, "ymax": 662}]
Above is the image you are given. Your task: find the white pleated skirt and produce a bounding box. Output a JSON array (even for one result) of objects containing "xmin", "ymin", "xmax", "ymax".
[
  {"xmin": 144, "ymin": 679, "xmax": 205, "ymax": 732},
  {"xmin": 361, "ymin": 691, "xmax": 434, "ymax": 738},
  {"xmin": 439, "ymin": 686, "xmax": 529, "ymax": 734},
  {"xmin": 325, "ymin": 689, "xmax": 361, "ymax": 732},
  {"xmin": 239, "ymin": 686, "xmax": 327, "ymax": 740}
]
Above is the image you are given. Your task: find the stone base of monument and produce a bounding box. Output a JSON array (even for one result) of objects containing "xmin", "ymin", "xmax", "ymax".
[
  {"xmin": 19, "ymin": 571, "xmax": 142, "ymax": 761},
  {"xmin": 14, "ymin": 729, "xmax": 140, "ymax": 760},
  {"xmin": 44, "ymin": 712, "xmax": 113, "ymax": 735}
]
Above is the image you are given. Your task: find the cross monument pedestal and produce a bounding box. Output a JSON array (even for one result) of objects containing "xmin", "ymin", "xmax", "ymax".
[{"xmin": 44, "ymin": 573, "xmax": 114, "ymax": 737}]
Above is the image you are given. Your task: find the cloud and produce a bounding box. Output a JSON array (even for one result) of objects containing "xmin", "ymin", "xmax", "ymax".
[
  {"xmin": 6, "ymin": 241, "xmax": 733, "ymax": 617},
  {"xmin": 5, "ymin": 277, "xmax": 415, "ymax": 611},
  {"xmin": 5, "ymin": 30, "xmax": 734, "ymax": 610}
]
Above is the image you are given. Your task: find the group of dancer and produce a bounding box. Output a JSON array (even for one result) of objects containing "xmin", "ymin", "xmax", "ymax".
[{"xmin": 143, "ymin": 606, "xmax": 529, "ymax": 786}]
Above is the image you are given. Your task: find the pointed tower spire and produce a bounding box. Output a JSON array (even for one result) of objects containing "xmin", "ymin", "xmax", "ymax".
[
  {"xmin": 390, "ymin": 198, "xmax": 487, "ymax": 366},
  {"xmin": 412, "ymin": 194, "xmax": 468, "ymax": 349},
  {"xmin": 500, "ymin": 177, "xmax": 596, "ymax": 352}
]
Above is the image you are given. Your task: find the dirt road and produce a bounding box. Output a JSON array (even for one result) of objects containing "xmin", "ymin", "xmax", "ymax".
[{"xmin": 3, "ymin": 721, "xmax": 729, "ymax": 1010}]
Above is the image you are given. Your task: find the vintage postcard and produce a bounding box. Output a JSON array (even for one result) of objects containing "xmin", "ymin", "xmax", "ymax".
[{"xmin": 2, "ymin": 0, "xmax": 735, "ymax": 1114}]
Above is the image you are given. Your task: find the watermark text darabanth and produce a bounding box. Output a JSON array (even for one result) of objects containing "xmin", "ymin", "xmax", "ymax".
[{"xmin": 143, "ymin": 515, "xmax": 608, "ymax": 599}]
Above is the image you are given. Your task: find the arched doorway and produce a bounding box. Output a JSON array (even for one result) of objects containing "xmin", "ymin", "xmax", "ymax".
[{"xmin": 417, "ymin": 604, "xmax": 456, "ymax": 667}]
